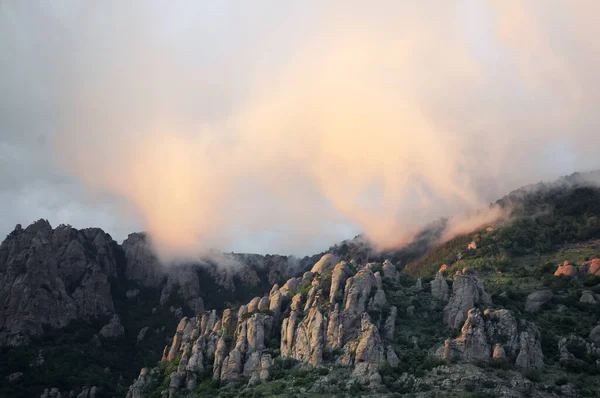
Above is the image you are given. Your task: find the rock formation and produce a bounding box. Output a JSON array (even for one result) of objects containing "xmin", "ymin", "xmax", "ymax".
[
  {"xmin": 580, "ymin": 290, "xmax": 597, "ymax": 304},
  {"xmin": 525, "ymin": 290, "xmax": 552, "ymax": 313},
  {"xmin": 554, "ymin": 261, "xmax": 578, "ymax": 277},
  {"xmin": 136, "ymin": 259, "xmax": 398, "ymax": 396},
  {"xmin": 99, "ymin": 314, "xmax": 125, "ymax": 339},
  {"xmin": 0, "ymin": 220, "xmax": 301, "ymax": 346},
  {"xmin": 443, "ymin": 272, "xmax": 491, "ymax": 329},
  {"xmin": 0, "ymin": 221, "xmax": 120, "ymax": 345},
  {"xmin": 590, "ymin": 325, "xmax": 600, "ymax": 346},
  {"xmin": 431, "ymin": 272, "xmax": 450, "ymax": 302},
  {"xmin": 310, "ymin": 254, "xmax": 339, "ymax": 274},
  {"xmin": 553, "ymin": 258, "xmax": 600, "ymax": 278},
  {"xmin": 440, "ymin": 308, "xmax": 543, "ymax": 368}
]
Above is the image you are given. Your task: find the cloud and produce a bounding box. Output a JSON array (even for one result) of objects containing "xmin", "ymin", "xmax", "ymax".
[{"xmin": 2, "ymin": 1, "xmax": 600, "ymax": 259}]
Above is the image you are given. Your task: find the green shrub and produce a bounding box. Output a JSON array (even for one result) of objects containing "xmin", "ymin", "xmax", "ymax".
[{"xmin": 523, "ymin": 369, "xmax": 542, "ymax": 382}]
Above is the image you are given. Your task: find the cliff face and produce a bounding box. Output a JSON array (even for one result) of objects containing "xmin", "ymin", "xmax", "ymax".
[
  {"xmin": 0, "ymin": 220, "xmax": 123, "ymax": 345},
  {"xmin": 0, "ymin": 221, "xmax": 303, "ymax": 347},
  {"xmin": 128, "ymin": 257, "xmax": 400, "ymax": 397}
]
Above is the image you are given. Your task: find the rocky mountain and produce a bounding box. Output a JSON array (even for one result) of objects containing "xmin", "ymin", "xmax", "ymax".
[
  {"xmin": 0, "ymin": 221, "xmax": 312, "ymax": 397},
  {"xmin": 126, "ymin": 256, "xmax": 564, "ymax": 398},
  {"xmin": 3, "ymin": 171, "xmax": 600, "ymax": 397}
]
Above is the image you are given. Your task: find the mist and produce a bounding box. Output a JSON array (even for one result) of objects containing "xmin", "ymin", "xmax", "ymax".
[{"xmin": 3, "ymin": 1, "xmax": 600, "ymax": 260}]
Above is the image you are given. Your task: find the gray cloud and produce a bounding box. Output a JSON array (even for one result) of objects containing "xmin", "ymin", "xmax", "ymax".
[{"xmin": 1, "ymin": 1, "xmax": 600, "ymax": 258}]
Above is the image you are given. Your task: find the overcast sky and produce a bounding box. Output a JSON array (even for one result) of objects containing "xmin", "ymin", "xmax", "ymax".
[{"xmin": 2, "ymin": 1, "xmax": 600, "ymax": 258}]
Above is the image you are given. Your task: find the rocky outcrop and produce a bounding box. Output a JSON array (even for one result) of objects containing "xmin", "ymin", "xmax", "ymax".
[
  {"xmin": 555, "ymin": 261, "xmax": 578, "ymax": 277},
  {"xmin": 514, "ymin": 321, "xmax": 544, "ymax": 368},
  {"xmin": 382, "ymin": 259, "xmax": 398, "ymax": 281},
  {"xmin": 330, "ymin": 262, "xmax": 350, "ymax": 305},
  {"xmin": 99, "ymin": 314, "xmax": 125, "ymax": 339},
  {"xmin": 341, "ymin": 268, "xmax": 387, "ymax": 343},
  {"xmin": 0, "ymin": 220, "xmax": 303, "ymax": 347},
  {"xmin": 443, "ymin": 272, "xmax": 491, "ymax": 329},
  {"xmin": 126, "ymin": 368, "xmax": 154, "ymax": 398},
  {"xmin": 553, "ymin": 259, "xmax": 600, "ymax": 278},
  {"xmin": 121, "ymin": 233, "xmax": 164, "ymax": 287},
  {"xmin": 558, "ymin": 334, "xmax": 600, "ymax": 364},
  {"xmin": 590, "ymin": 259, "xmax": 600, "ymax": 276},
  {"xmin": 0, "ymin": 221, "xmax": 120, "ymax": 345},
  {"xmin": 440, "ymin": 308, "xmax": 543, "ymax": 368},
  {"xmin": 442, "ymin": 309, "xmax": 490, "ymax": 362},
  {"xmin": 290, "ymin": 307, "xmax": 327, "ymax": 366},
  {"xmin": 525, "ymin": 290, "xmax": 552, "ymax": 313},
  {"xmin": 590, "ymin": 325, "xmax": 600, "ymax": 346},
  {"xmin": 143, "ymin": 262, "xmax": 396, "ymax": 395},
  {"xmin": 310, "ymin": 254, "xmax": 339, "ymax": 274},
  {"xmin": 431, "ymin": 272, "xmax": 450, "ymax": 302},
  {"xmin": 580, "ymin": 290, "xmax": 597, "ymax": 304},
  {"xmin": 350, "ymin": 314, "xmax": 385, "ymax": 385}
]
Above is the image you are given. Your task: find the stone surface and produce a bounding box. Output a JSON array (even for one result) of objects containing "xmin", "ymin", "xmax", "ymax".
[
  {"xmin": 590, "ymin": 325, "xmax": 600, "ymax": 346},
  {"xmin": 439, "ymin": 308, "xmax": 543, "ymax": 369},
  {"xmin": 0, "ymin": 221, "xmax": 119, "ymax": 345},
  {"xmin": 514, "ymin": 321, "xmax": 544, "ymax": 368},
  {"xmin": 589, "ymin": 259, "xmax": 600, "ymax": 276},
  {"xmin": 555, "ymin": 261, "xmax": 578, "ymax": 277},
  {"xmin": 580, "ymin": 290, "xmax": 597, "ymax": 304},
  {"xmin": 99, "ymin": 314, "xmax": 125, "ymax": 339},
  {"xmin": 442, "ymin": 309, "xmax": 490, "ymax": 362},
  {"xmin": 126, "ymin": 368, "xmax": 153, "ymax": 398},
  {"xmin": 431, "ymin": 272, "xmax": 450, "ymax": 302},
  {"xmin": 382, "ymin": 259, "xmax": 398, "ymax": 280},
  {"xmin": 443, "ymin": 273, "xmax": 491, "ymax": 329},
  {"xmin": 329, "ymin": 261, "xmax": 350, "ymax": 305},
  {"xmin": 524, "ymin": 290, "xmax": 552, "ymax": 313},
  {"xmin": 310, "ymin": 254, "xmax": 339, "ymax": 274}
]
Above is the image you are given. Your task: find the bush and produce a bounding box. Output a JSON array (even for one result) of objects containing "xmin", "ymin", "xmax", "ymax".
[
  {"xmin": 523, "ymin": 369, "xmax": 542, "ymax": 382},
  {"xmin": 555, "ymin": 376, "xmax": 569, "ymax": 386}
]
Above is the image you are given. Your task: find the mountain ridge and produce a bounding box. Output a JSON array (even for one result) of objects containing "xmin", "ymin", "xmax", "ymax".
[{"xmin": 2, "ymin": 170, "xmax": 600, "ymax": 397}]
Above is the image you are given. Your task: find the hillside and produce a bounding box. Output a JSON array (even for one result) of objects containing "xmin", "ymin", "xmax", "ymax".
[
  {"xmin": 123, "ymin": 173, "xmax": 600, "ymax": 398},
  {"xmin": 0, "ymin": 223, "xmax": 314, "ymax": 397},
  {"xmin": 2, "ymin": 172, "xmax": 600, "ymax": 397}
]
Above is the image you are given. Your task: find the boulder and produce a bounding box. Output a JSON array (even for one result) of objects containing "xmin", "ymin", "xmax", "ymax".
[
  {"xmin": 525, "ymin": 290, "xmax": 552, "ymax": 313},
  {"xmin": 589, "ymin": 259, "xmax": 600, "ymax": 276},
  {"xmin": 580, "ymin": 290, "xmax": 597, "ymax": 304},
  {"xmin": 492, "ymin": 344, "xmax": 506, "ymax": 359},
  {"xmin": 555, "ymin": 261, "xmax": 577, "ymax": 277},
  {"xmin": 590, "ymin": 325, "xmax": 600, "ymax": 346}
]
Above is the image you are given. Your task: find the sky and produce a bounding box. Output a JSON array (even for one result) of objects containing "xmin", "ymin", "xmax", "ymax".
[{"xmin": 2, "ymin": 1, "xmax": 600, "ymax": 259}]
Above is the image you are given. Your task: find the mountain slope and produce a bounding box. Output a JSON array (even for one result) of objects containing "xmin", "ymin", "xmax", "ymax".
[
  {"xmin": 2, "ymin": 171, "xmax": 600, "ymax": 397},
  {"xmin": 0, "ymin": 222, "xmax": 309, "ymax": 397}
]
